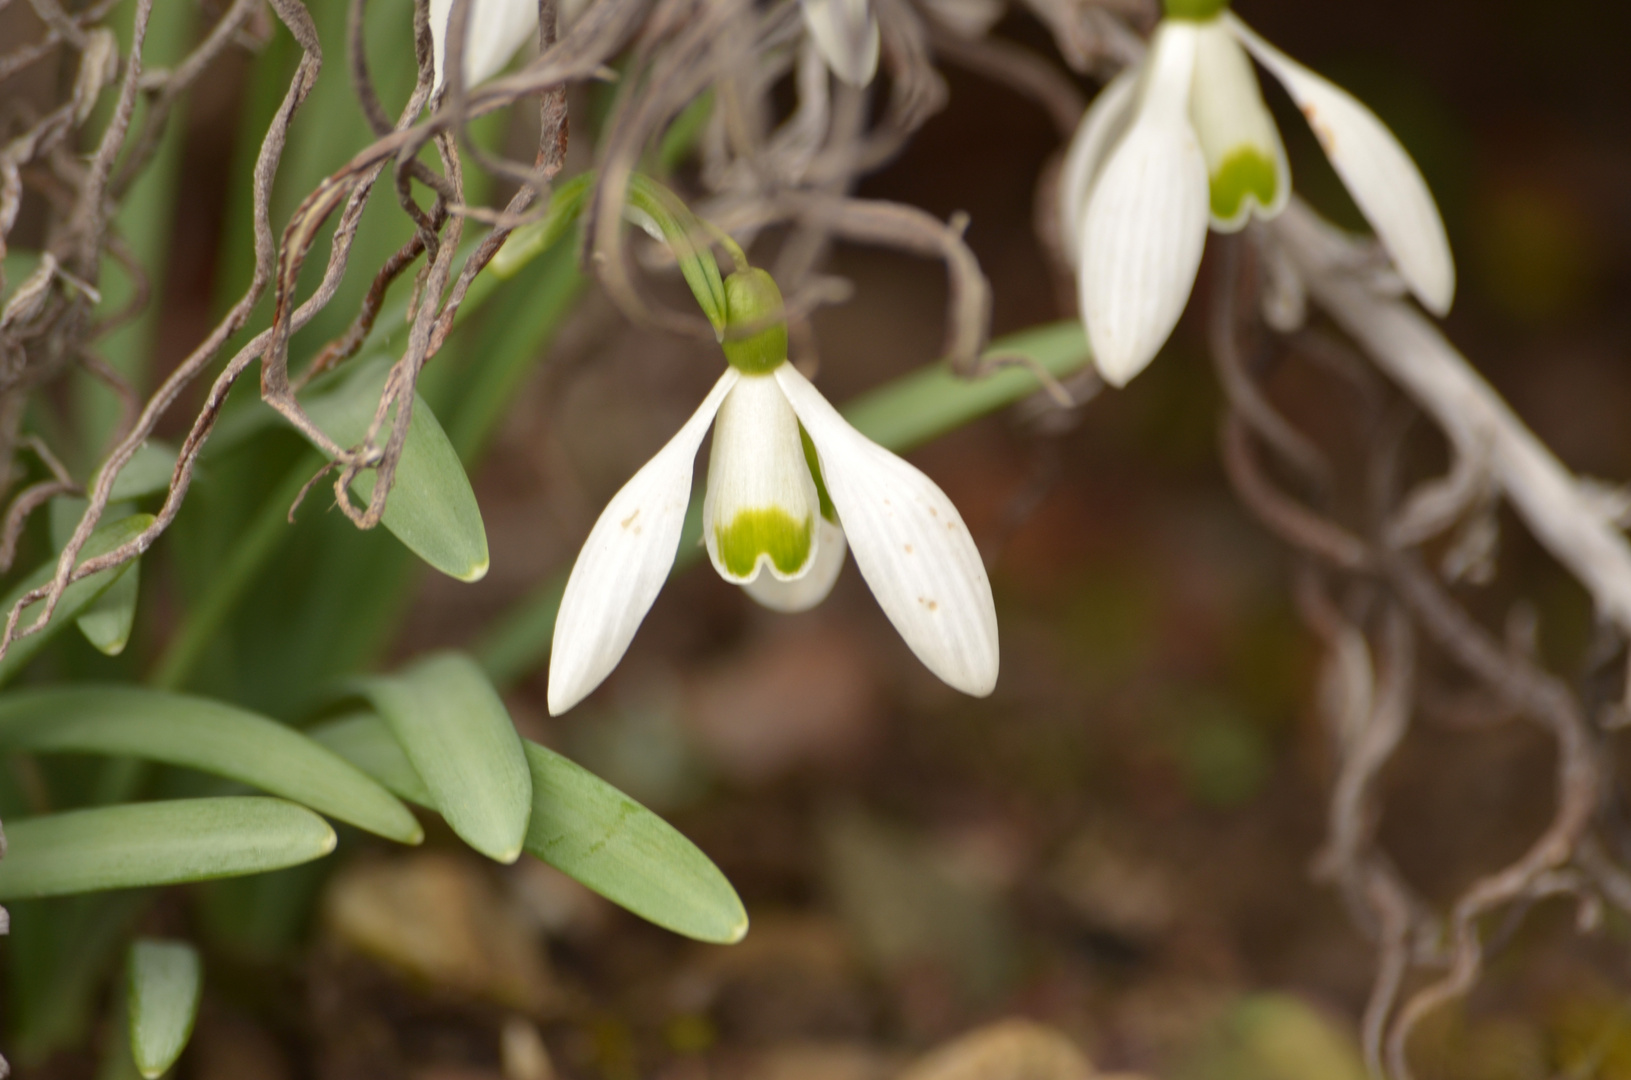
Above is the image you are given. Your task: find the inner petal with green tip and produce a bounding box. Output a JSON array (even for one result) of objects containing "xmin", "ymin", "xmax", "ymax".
[{"xmin": 702, "ymin": 372, "xmax": 824, "ymax": 584}]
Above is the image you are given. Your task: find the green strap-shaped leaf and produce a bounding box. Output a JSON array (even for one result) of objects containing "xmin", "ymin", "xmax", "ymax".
[
  {"xmin": 0, "ymin": 797, "xmax": 336, "ymax": 900},
  {"xmin": 524, "ymin": 740, "xmax": 747, "ymax": 944},
  {"xmin": 0, "ymin": 688, "xmax": 421, "ymax": 844},
  {"xmin": 0, "ymin": 514, "xmax": 153, "ymax": 687},
  {"xmin": 310, "ymin": 711, "xmax": 746, "ymax": 943},
  {"xmin": 301, "ymin": 354, "xmax": 489, "ymax": 583},
  {"xmin": 76, "ymin": 561, "xmax": 138, "ymax": 656},
  {"xmin": 50, "ymin": 498, "xmax": 144, "ymax": 657},
  {"xmin": 100, "ymin": 441, "xmax": 179, "ymax": 502},
  {"xmin": 126, "ymin": 939, "xmax": 201, "ymax": 1079},
  {"xmin": 307, "ymin": 711, "xmax": 432, "ymax": 806},
  {"xmin": 355, "ymin": 652, "xmax": 530, "ymax": 863}
]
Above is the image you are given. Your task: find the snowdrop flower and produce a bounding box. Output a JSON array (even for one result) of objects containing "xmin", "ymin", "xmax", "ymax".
[
  {"xmin": 1059, "ymin": 0, "xmax": 1455, "ymax": 386},
  {"xmin": 428, "ymin": 0, "xmax": 536, "ymax": 88},
  {"xmin": 548, "ymin": 268, "xmax": 999, "ymax": 714},
  {"xmin": 801, "ymin": 0, "xmax": 881, "ymax": 87}
]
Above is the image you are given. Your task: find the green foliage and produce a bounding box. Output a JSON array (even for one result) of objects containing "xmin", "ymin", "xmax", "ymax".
[
  {"xmin": 301, "ymin": 355, "xmax": 490, "ymax": 582},
  {"xmin": 309, "ymin": 710, "xmax": 749, "ymax": 944},
  {"xmin": 353, "ymin": 652, "xmax": 531, "ymax": 862},
  {"xmin": 0, "ymin": 514, "xmax": 152, "ymax": 686},
  {"xmin": 125, "ymin": 939, "xmax": 202, "ymax": 1079},
  {"xmin": 522, "ymin": 739, "xmax": 748, "ymax": 944},
  {"xmin": 0, "ymin": 798, "xmax": 336, "ymax": 899},
  {"xmin": 0, "ymin": 688, "xmax": 421, "ymax": 842}
]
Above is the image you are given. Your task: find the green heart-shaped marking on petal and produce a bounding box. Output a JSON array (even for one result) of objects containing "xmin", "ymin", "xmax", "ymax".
[
  {"xmin": 714, "ymin": 508, "xmax": 814, "ymax": 578},
  {"xmin": 1210, "ymin": 147, "xmax": 1279, "ymax": 223},
  {"xmin": 1164, "ymin": 0, "xmax": 1229, "ymax": 19}
]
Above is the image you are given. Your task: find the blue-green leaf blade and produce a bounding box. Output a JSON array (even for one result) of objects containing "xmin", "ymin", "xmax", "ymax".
[
  {"xmin": 102, "ymin": 442, "xmax": 179, "ymax": 502},
  {"xmin": 76, "ymin": 559, "xmax": 138, "ymax": 655},
  {"xmin": 307, "ymin": 711, "xmax": 433, "ymax": 807},
  {"xmin": 302, "ymin": 355, "xmax": 490, "ymax": 582},
  {"xmin": 0, "ymin": 514, "xmax": 152, "ymax": 686},
  {"xmin": 0, "ymin": 688, "xmax": 421, "ymax": 844},
  {"xmin": 0, "ymin": 797, "xmax": 337, "ymax": 900},
  {"xmin": 126, "ymin": 938, "xmax": 201, "ymax": 1079},
  {"xmin": 524, "ymin": 741, "xmax": 747, "ymax": 944},
  {"xmin": 310, "ymin": 711, "xmax": 746, "ymax": 943},
  {"xmin": 358, "ymin": 652, "xmax": 531, "ymax": 862}
]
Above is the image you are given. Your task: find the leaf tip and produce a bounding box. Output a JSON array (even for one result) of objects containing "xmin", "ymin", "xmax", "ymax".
[{"xmin": 456, "ymin": 555, "xmax": 491, "ymax": 583}]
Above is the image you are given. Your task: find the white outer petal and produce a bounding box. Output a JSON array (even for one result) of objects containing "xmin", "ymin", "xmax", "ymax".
[
  {"xmin": 800, "ymin": 0, "xmax": 881, "ymax": 88},
  {"xmin": 703, "ymin": 373, "xmax": 822, "ymax": 585},
  {"xmin": 548, "ymin": 370, "xmax": 740, "ymax": 715},
  {"xmin": 1058, "ymin": 68, "xmax": 1139, "ymax": 267},
  {"xmin": 744, "ymin": 519, "xmax": 848, "ymax": 613},
  {"xmin": 1228, "ymin": 13, "xmax": 1454, "ymax": 315},
  {"xmin": 430, "ymin": 0, "xmax": 539, "ymax": 90},
  {"xmin": 776, "ymin": 366, "xmax": 999, "ymax": 697},
  {"xmin": 1189, "ymin": 19, "xmax": 1289, "ymax": 231},
  {"xmin": 1079, "ymin": 20, "xmax": 1210, "ymax": 387}
]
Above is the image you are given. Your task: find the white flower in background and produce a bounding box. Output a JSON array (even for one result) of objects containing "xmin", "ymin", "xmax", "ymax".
[
  {"xmin": 429, "ymin": 0, "xmax": 537, "ymax": 88},
  {"xmin": 548, "ymin": 269, "xmax": 1000, "ymax": 715},
  {"xmin": 1059, "ymin": 0, "xmax": 1455, "ymax": 386},
  {"xmin": 800, "ymin": 0, "xmax": 881, "ymax": 87}
]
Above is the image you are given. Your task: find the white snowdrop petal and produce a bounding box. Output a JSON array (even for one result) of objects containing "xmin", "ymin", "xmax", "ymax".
[
  {"xmin": 776, "ymin": 365, "xmax": 999, "ymax": 696},
  {"xmin": 744, "ymin": 519, "xmax": 848, "ymax": 613},
  {"xmin": 801, "ymin": 0, "xmax": 881, "ymax": 87},
  {"xmin": 548, "ymin": 370, "xmax": 740, "ymax": 715},
  {"xmin": 431, "ymin": 0, "xmax": 539, "ymax": 90},
  {"xmin": 703, "ymin": 373, "xmax": 822, "ymax": 585},
  {"xmin": 1058, "ymin": 68, "xmax": 1139, "ymax": 266},
  {"xmin": 1079, "ymin": 21, "xmax": 1211, "ymax": 386},
  {"xmin": 1228, "ymin": 13, "xmax": 1454, "ymax": 314},
  {"xmin": 1189, "ymin": 19, "xmax": 1289, "ymax": 231}
]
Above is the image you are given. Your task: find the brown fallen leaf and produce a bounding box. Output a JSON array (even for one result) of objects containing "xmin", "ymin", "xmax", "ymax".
[
  {"xmin": 321, "ymin": 852, "xmax": 556, "ymax": 1014},
  {"xmin": 897, "ymin": 1020, "xmax": 1094, "ymax": 1080}
]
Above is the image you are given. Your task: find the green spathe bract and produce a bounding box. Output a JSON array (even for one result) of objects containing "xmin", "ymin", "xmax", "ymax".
[
  {"xmin": 714, "ymin": 507, "xmax": 814, "ymax": 579},
  {"xmin": 1164, "ymin": 0, "xmax": 1228, "ymax": 18},
  {"xmin": 721, "ymin": 268, "xmax": 788, "ymax": 375},
  {"xmin": 1209, "ymin": 146, "xmax": 1280, "ymax": 222}
]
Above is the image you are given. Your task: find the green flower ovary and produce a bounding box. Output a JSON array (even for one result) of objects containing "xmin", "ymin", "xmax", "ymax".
[
  {"xmin": 714, "ymin": 508, "xmax": 814, "ymax": 578},
  {"xmin": 1163, "ymin": 0, "xmax": 1228, "ymax": 19},
  {"xmin": 1209, "ymin": 147, "xmax": 1279, "ymax": 222},
  {"xmin": 721, "ymin": 268, "xmax": 789, "ymax": 375}
]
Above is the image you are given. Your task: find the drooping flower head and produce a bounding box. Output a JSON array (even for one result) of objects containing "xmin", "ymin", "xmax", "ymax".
[
  {"xmin": 547, "ymin": 267, "xmax": 1000, "ymax": 715},
  {"xmin": 1059, "ymin": 0, "xmax": 1455, "ymax": 386}
]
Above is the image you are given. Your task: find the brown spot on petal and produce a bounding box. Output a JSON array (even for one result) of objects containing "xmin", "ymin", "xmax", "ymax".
[{"xmin": 621, "ymin": 509, "xmax": 641, "ymax": 529}]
